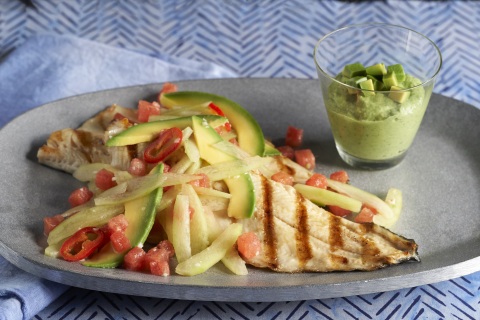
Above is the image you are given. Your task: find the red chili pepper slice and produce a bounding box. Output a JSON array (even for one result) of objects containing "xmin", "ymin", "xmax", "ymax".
[
  {"xmin": 60, "ymin": 227, "xmax": 106, "ymax": 262},
  {"xmin": 208, "ymin": 102, "xmax": 225, "ymax": 116},
  {"xmin": 209, "ymin": 103, "xmax": 232, "ymax": 132},
  {"xmin": 144, "ymin": 127, "xmax": 183, "ymax": 163}
]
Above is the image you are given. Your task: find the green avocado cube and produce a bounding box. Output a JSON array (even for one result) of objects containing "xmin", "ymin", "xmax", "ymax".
[
  {"xmin": 389, "ymin": 85, "xmax": 410, "ymax": 103},
  {"xmin": 359, "ymin": 79, "xmax": 376, "ymax": 96},
  {"xmin": 342, "ymin": 62, "xmax": 366, "ymax": 78},
  {"xmin": 383, "ymin": 71, "xmax": 398, "ymax": 89},
  {"xmin": 387, "ymin": 64, "xmax": 406, "ymax": 82},
  {"xmin": 366, "ymin": 63, "xmax": 387, "ymax": 77},
  {"xmin": 346, "ymin": 76, "xmax": 367, "ymax": 94},
  {"xmin": 367, "ymin": 75, "xmax": 385, "ymax": 91}
]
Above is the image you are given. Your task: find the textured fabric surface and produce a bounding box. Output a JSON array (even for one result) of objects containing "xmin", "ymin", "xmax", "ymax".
[
  {"xmin": 1, "ymin": 0, "xmax": 479, "ymax": 109},
  {"xmin": 0, "ymin": 256, "xmax": 66, "ymax": 320},
  {"xmin": 0, "ymin": 34, "xmax": 236, "ymax": 126},
  {"xmin": 0, "ymin": 1, "xmax": 479, "ymax": 319},
  {"xmin": 34, "ymin": 274, "xmax": 480, "ymax": 320}
]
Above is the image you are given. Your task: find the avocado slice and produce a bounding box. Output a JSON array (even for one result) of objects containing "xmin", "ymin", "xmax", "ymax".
[
  {"xmin": 160, "ymin": 91, "xmax": 265, "ymax": 157},
  {"xmin": 191, "ymin": 116, "xmax": 255, "ymax": 219},
  {"xmin": 263, "ymin": 140, "xmax": 281, "ymax": 156},
  {"xmin": 83, "ymin": 163, "xmax": 164, "ymax": 268},
  {"xmin": 106, "ymin": 115, "xmax": 224, "ymax": 146}
]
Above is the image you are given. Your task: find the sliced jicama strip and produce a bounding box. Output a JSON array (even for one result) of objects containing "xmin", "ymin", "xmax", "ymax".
[
  {"xmin": 278, "ymin": 157, "xmax": 313, "ymax": 183},
  {"xmin": 327, "ymin": 179, "xmax": 395, "ymax": 228},
  {"xmin": 222, "ymin": 246, "xmax": 248, "ymax": 276},
  {"xmin": 185, "ymin": 160, "xmax": 201, "ymax": 174},
  {"xmin": 198, "ymin": 195, "xmax": 229, "ymax": 212},
  {"xmin": 203, "ymin": 206, "xmax": 224, "ymax": 243},
  {"xmin": 59, "ymin": 200, "xmax": 94, "ymax": 218},
  {"xmin": 143, "ymin": 172, "xmax": 201, "ymax": 187},
  {"xmin": 73, "ymin": 163, "xmax": 118, "ymax": 182},
  {"xmin": 44, "ymin": 241, "xmax": 62, "ymax": 258},
  {"xmin": 47, "ymin": 204, "xmax": 124, "ymax": 245},
  {"xmin": 294, "ymin": 184, "xmax": 362, "ymax": 212},
  {"xmin": 184, "ymin": 138, "xmax": 200, "ymax": 164},
  {"xmin": 175, "ymin": 223, "xmax": 242, "ymax": 276},
  {"xmin": 181, "ymin": 184, "xmax": 209, "ymax": 254},
  {"xmin": 94, "ymin": 173, "xmax": 200, "ymax": 206},
  {"xmin": 157, "ymin": 185, "xmax": 180, "ymax": 212},
  {"xmin": 95, "ymin": 181, "xmax": 128, "ymax": 200},
  {"xmin": 157, "ymin": 186, "xmax": 181, "ymax": 241},
  {"xmin": 203, "ymin": 207, "xmax": 246, "ymax": 275},
  {"xmin": 172, "ymin": 194, "xmax": 191, "ymax": 263},
  {"xmin": 73, "ymin": 163, "xmax": 133, "ymax": 185},
  {"xmin": 211, "ymin": 140, "xmax": 249, "ymax": 159},
  {"xmin": 181, "ymin": 126, "xmax": 193, "ymax": 141},
  {"xmin": 219, "ymin": 130, "xmax": 237, "ymax": 142},
  {"xmin": 195, "ymin": 156, "xmax": 272, "ymax": 181},
  {"xmin": 113, "ymin": 170, "xmax": 133, "ymax": 185},
  {"xmin": 208, "ymin": 117, "xmax": 230, "ymax": 129},
  {"xmin": 170, "ymin": 154, "xmax": 193, "ymax": 174},
  {"xmin": 378, "ymin": 188, "xmax": 403, "ymax": 227},
  {"xmin": 192, "ymin": 186, "xmax": 231, "ymax": 199}
]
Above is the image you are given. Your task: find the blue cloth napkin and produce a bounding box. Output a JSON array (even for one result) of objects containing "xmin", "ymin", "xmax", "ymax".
[
  {"xmin": 0, "ymin": 34, "xmax": 236, "ymax": 127},
  {"xmin": 0, "ymin": 34, "xmax": 236, "ymax": 320},
  {"xmin": 0, "ymin": 257, "xmax": 67, "ymax": 320}
]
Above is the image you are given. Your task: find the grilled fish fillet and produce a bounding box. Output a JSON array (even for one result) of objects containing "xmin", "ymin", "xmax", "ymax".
[
  {"xmin": 242, "ymin": 173, "xmax": 418, "ymax": 272},
  {"xmin": 37, "ymin": 105, "xmax": 138, "ymax": 173}
]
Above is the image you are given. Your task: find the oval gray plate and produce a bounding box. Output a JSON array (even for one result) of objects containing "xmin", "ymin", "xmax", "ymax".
[{"xmin": 0, "ymin": 79, "xmax": 479, "ymax": 302}]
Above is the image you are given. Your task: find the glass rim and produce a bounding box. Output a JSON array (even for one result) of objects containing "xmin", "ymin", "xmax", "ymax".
[{"xmin": 313, "ymin": 23, "xmax": 443, "ymax": 92}]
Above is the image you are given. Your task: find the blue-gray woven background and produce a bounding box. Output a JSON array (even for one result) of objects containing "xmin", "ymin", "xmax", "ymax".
[
  {"xmin": 1, "ymin": 0, "xmax": 479, "ymax": 319},
  {"xmin": 2, "ymin": 0, "xmax": 480, "ymax": 109}
]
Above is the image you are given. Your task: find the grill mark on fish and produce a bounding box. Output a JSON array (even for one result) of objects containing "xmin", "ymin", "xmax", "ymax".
[
  {"xmin": 75, "ymin": 130, "xmax": 93, "ymax": 162},
  {"xmin": 274, "ymin": 156, "xmax": 295, "ymax": 175},
  {"xmin": 261, "ymin": 175, "xmax": 278, "ymax": 270},
  {"xmin": 328, "ymin": 214, "xmax": 348, "ymax": 266},
  {"xmin": 358, "ymin": 223, "xmax": 396, "ymax": 266},
  {"xmin": 295, "ymin": 195, "xmax": 313, "ymax": 268},
  {"xmin": 360, "ymin": 223, "xmax": 417, "ymax": 255}
]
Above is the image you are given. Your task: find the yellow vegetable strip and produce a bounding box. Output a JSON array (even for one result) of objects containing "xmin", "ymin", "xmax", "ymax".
[
  {"xmin": 176, "ymin": 223, "xmax": 243, "ymax": 276},
  {"xmin": 327, "ymin": 179, "xmax": 395, "ymax": 228},
  {"xmin": 222, "ymin": 247, "xmax": 248, "ymax": 276},
  {"xmin": 94, "ymin": 173, "xmax": 200, "ymax": 206},
  {"xmin": 73, "ymin": 163, "xmax": 118, "ymax": 181},
  {"xmin": 294, "ymin": 184, "xmax": 362, "ymax": 212},
  {"xmin": 172, "ymin": 194, "xmax": 191, "ymax": 263},
  {"xmin": 192, "ymin": 186, "xmax": 231, "ymax": 199},
  {"xmin": 181, "ymin": 184, "xmax": 209, "ymax": 254},
  {"xmin": 47, "ymin": 204, "xmax": 124, "ymax": 245}
]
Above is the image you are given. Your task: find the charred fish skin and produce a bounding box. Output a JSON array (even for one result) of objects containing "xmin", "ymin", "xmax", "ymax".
[{"xmin": 242, "ymin": 173, "xmax": 419, "ymax": 273}]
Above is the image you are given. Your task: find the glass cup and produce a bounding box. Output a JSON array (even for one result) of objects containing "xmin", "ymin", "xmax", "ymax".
[{"xmin": 313, "ymin": 23, "xmax": 442, "ymax": 170}]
